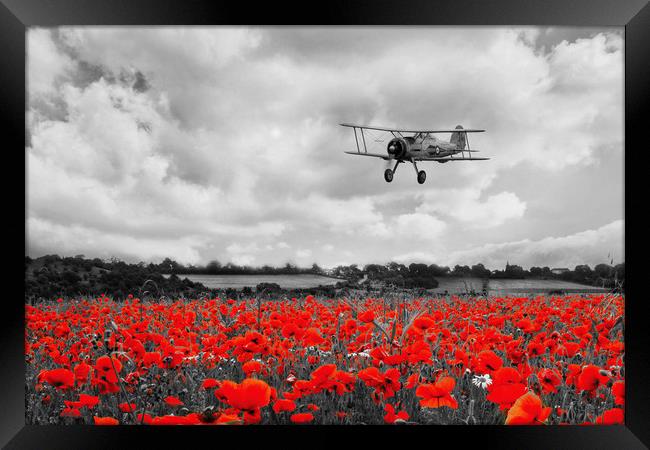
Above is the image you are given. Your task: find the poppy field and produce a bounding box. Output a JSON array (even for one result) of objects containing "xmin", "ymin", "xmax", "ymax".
[{"xmin": 25, "ymin": 293, "xmax": 625, "ymax": 425}]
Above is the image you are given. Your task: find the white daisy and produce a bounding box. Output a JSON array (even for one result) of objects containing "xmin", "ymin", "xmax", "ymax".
[{"xmin": 472, "ymin": 373, "xmax": 493, "ymax": 389}]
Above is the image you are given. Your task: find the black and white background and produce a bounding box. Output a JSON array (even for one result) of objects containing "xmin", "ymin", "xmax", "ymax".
[{"xmin": 26, "ymin": 26, "xmax": 623, "ymax": 270}]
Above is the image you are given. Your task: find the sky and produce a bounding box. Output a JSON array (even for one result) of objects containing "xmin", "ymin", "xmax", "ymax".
[{"xmin": 26, "ymin": 26, "xmax": 624, "ymax": 270}]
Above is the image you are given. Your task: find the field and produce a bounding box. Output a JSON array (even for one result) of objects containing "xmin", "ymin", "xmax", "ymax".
[
  {"xmin": 161, "ymin": 273, "xmax": 607, "ymax": 293},
  {"xmin": 162, "ymin": 273, "xmax": 344, "ymax": 289},
  {"xmin": 25, "ymin": 293, "xmax": 624, "ymax": 425}
]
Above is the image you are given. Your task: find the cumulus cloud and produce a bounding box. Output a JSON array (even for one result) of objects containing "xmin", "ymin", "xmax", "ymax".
[
  {"xmin": 446, "ymin": 220, "xmax": 623, "ymax": 269},
  {"xmin": 26, "ymin": 27, "xmax": 623, "ymax": 268},
  {"xmin": 417, "ymin": 190, "xmax": 526, "ymax": 228},
  {"xmin": 28, "ymin": 217, "xmax": 204, "ymax": 264}
]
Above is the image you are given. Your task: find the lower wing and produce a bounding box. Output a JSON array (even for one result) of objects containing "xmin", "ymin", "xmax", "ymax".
[
  {"xmin": 344, "ymin": 151, "xmax": 390, "ymax": 160},
  {"xmin": 413, "ymin": 156, "xmax": 490, "ymax": 161}
]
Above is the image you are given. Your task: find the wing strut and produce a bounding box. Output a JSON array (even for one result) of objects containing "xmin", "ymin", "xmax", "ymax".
[
  {"xmin": 360, "ymin": 127, "xmax": 368, "ymax": 153},
  {"xmin": 353, "ymin": 127, "xmax": 360, "ymax": 154}
]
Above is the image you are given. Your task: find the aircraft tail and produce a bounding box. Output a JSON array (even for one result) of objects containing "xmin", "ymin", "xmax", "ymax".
[{"xmin": 450, "ymin": 125, "xmax": 467, "ymax": 150}]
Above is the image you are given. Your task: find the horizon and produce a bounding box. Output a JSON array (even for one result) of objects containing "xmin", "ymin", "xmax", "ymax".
[
  {"xmin": 25, "ymin": 252, "xmax": 624, "ymax": 273},
  {"xmin": 26, "ymin": 26, "xmax": 624, "ymax": 269}
]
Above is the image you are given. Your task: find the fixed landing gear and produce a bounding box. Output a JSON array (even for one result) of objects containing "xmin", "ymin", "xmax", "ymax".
[
  {"xmin": 384, "ymin": 160, "xmax": 401, "ymax": 183},
  {"xmin": 412, "ymin": 160, "xmax": 427, "ymax": 184},
  {"xmin": 384, "ymin": 160, "xmax": 427, "ymax": 184}
]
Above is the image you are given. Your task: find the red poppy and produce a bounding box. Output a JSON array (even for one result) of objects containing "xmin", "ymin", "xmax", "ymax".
[
  {"xmin": 505, "ymin": 392, "xmax": 551, "ymax": 425},
  {"xmin": 290, "ymin": 412, "xmax": 314, "ymax": 424},
  {"xmin": 221, "ymin": 378, "xmax": 272, "ymax": 411},
  {"xmin": 416, "ymin": 377, "xmax": 458, "ymax": 409},
  {"xmin": 143, "ymin": 352, "xmax": 162, "ymax": 368},
  {"xmin": 538, "ymin": 368, "xmax": 562, "ymax": 394},
  {"xmin": 272, "ymin": 399, "xmax": 296, "ymax": 414},
  {"xmin": 486, "ymin": 367, "xmax": 527, "ymax": 409},
  {"xmin": 78, "ymin": 394, "xmax": 99, "ymax": 409},
  {"xmin": 412, "ymin": 315, "xmax": 436, "ymax": 333},
  {"xmin": 406, "ymin": 373, "xmax": 420, "ymax": 389},
  {"xmin": 119, "ymin": 402, "xmax": 136, "ymax": 413},
  {"xmin": 94, "ymin": 356, "xmax": 122, "ymax": 384},
  {"xmin": 384, "ymin": 403, "xmax": 409, "ymax": 424},
  {"xmin": 60, "ymin": 407, "xmax": 81, "ymax": 418},
  {"xmin": 242, "ymin": 360, "xmax": 263, "ymax": 376},
  {"xmin": 358, "ymin": 310, "xmax": 375, "ymax": 323},
  {"xmin": 151, "ymin": 415, "xmax": 192, "ymax": 425},
  {"xmin": 311, "ymin": 364, "xmax": 337, "ymax": 381},
  {"xmin": 476, "ymin": 350, "xmax": 503, "ymax": 373},
  {"xmin": 612, "ymin": 381, "xmax": 624, "ymax": 405},
  {"xmin": 577, "ymin": 365, "xmax": 608, "ymax": 393},
  {"xmin": 243, "ymin": 408, "xmax": 262, "ymax": 424},
  {"xmin": 136, "ymin": 413, "xmax": 153, "ymax": 425},
  {"xmin": 73, "ymin": 362, "xmax": 92, "ymax": 386},
  {"xmin": 358, "ymin": 367, "xmax": 401, "ymax": 399},
  {"xmin": 94, "ymin": 416, "xmax": 119, "ymax": 425},
  {"xmin": 202, "ymin": 378, "xmax": 220, "ymax": 390},
  {"xmin": 595, "ymin": 408, "xmax": 624, "ymax": 425},
  {"xmin": 39, "ymin": 368, "xmax": 74, "ymax": 390}
]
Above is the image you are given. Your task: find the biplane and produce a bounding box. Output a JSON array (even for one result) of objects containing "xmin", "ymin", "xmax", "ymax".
[{"xmin": 341, "ymin": 123, "xmax": 489, "ymax": 184}]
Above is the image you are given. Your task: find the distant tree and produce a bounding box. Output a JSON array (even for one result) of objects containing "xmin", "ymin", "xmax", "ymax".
[
  {"xmin": 428, "ymin": 264, "xmax": 450, "ymax": 277},
  {"xmin": 206, "ymin": 260, "xmax": 222, "ymax": 274},
  {"xmin": 573, "ymin": 264, "xmax": 593, "ymax": 283},
  {"xmin": 470, "ymin": 263, "xmax": 491, "ymax": 278},
  {"xmin": 594, "ymin": 263, "xmax": 613, "ymax": 279},
  {"xmin": 408, "ymin": 263, "xmax": 430, "ymax": 277},
  {"xmin": 160, "ymin": 257, "xmax": 182, "ymax": 273},
  {"xmin": 386, "ymin": 262, "xmax": 408, "ymax": 276},
  {"xmin": 504, "ymin": 263, "xmax": 526, "ymax": 279},
  {"xmin": 332, "ymin": 264, "xmax": 363, "ymax": 281},
  {"xmin": 451, "ymin": 265, "xmax": 471, "ymax": 276},
  {"xmin": 365, "ymin": 264, "xmax": 388, "ymax": 279},
  {"xmin": 62, "ymin": 271, "xmax": 81, "ymax": 284},
  {"xmin": 614, "ymin": 263, "xmax": 625, "ymax": 280}
]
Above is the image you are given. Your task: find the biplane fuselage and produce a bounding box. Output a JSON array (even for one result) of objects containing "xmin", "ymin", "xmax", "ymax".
[
  {"xmin": 340, "ymin": 123, "xmax": 489, "ymax": 184},
  {"xmin": 387, "ymin": 131, "xmax": 468, "ymax": 162}
]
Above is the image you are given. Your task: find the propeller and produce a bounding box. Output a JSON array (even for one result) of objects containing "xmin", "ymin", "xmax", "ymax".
[{"xmin": 386, "ymin": 139, "xmax": 404, "ymax": 167}]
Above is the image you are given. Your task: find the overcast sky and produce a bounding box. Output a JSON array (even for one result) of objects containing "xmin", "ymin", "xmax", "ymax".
[{"xmin": 26, "ymin": 27, "xmax": 624, "ymax": 270}]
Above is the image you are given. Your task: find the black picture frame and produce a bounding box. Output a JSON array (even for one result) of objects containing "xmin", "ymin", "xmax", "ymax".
[{"xmin": 3, "ymin": 0, "xmax": 648, "ymax": 448}]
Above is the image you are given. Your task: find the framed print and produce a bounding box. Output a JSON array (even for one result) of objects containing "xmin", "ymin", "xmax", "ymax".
[{"xmin": 2, "ymin": 0, "xmax": 649, "ymax": 448}]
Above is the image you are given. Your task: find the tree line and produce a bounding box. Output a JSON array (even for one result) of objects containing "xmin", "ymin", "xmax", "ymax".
[
  {"xmin": 330, "ymin": 261, "xmax": 624, "ymax": 290},
  {"xmin": 25, "ymin": 254, "xmax": 625, "ymax": 300}
]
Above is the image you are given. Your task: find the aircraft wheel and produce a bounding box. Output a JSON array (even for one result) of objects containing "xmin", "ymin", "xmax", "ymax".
[
  {"xmin": 384, "ymin": 169, "xmax": 394, "ymax": 182},
  {"xmin": 417, "ymin": 170, "xmax": 426, "ymax": 184}
]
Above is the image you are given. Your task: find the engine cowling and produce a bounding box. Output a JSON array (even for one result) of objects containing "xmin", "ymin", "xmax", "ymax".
[{"xmin": 387, "ymin": 138, "xmax": 407, "ymax": 159}]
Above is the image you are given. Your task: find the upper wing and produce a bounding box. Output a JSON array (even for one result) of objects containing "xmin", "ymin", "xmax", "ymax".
[
  {"xmin": 340, "ymin": 123, "xmax": 485, "ymax": 133},
  {"xmin": 344, "ymin": 151, "xmax": 390, "ymax": 160},
  {"xmin": 413, "ymin": 156, "xmax": 490, "ymax": 161}
]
